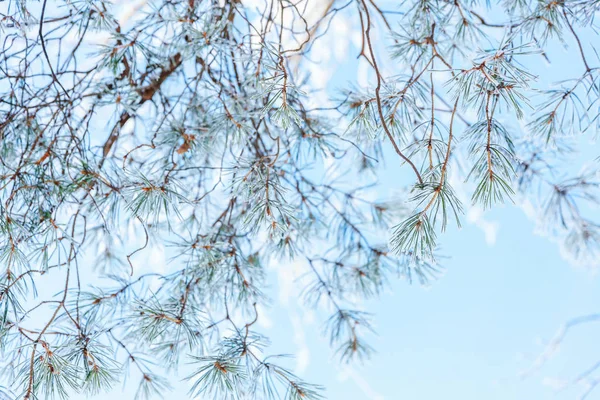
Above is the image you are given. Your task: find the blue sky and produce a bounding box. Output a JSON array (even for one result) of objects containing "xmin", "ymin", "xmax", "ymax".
[
  {"xmin": 23, "ymin": 1, "xmax": 599, "ymax": 399},
  {"xmin": 265, "ymin": 207, "xmax": 600, "ymax": 400},
  {"xmin": 90, "ymin": 207, "xmax": 600, "ymax": 400},
  {"xmin": 239, "ymin": 3, "xmax": 600, "ymax": 399}
]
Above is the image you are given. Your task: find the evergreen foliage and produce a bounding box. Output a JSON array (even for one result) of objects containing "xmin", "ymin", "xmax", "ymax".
[{"xmin": 1, "ymin": 0, "xmax": 600, "ymax": 398}]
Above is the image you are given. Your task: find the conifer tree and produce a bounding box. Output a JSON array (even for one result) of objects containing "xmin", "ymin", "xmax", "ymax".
[{"xmin": 1, "ymin": 0, "xmax": 599, "ymax": 398}]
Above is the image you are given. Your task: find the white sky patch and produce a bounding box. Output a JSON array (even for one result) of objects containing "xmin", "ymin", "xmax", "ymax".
[
  {"xmin": 146, "ymin": 243, "xmax": 167, "ymax": 274},
  {"xmin": 466, "ymin": 206, "xmax": 499, "ymax": 246},
  {"xmin": 117, "ymin": 0, "xmax": 149, "ymax": 26},
  {"xmin": 257, "ymin": 304, "xmax": 274, "ymax": 329},
  {"xmin": 541, "ymin": 377, "xmax": 569, "ymax": 391},
  {"xmin": 271, "ymin": 258, "xmax": 305, "ymax": 306},
  {"xmin": 267, "ymin": 257, "xmax": 313, "ymax": 374},
  {"xmin": 337, "ymin": 367, "xmax": 385, "ymax": 400},
  {"xmin": 357, "ymin": 58, "xmax": 371, "ymax": 89},
  {"xmin": 351, "ymin": 29, "xmax": 364, "ymax": 54},
  {"xmin": 333, "ymin": 18, "xmax": 351, "ymax": 61},
  {"xmin": 289, "ymin": 312, "xmax": 311, "ymax": 374},
  {"xmin": 519, "ymin": 198, "xmax": 539, "ymax": 221},
  {"xmin": 303, "ymin": 309, "xmax": 316, "ymax": 325},
  {"xmin": 306, "ymin": 38, "xmax": 332, "ymax": 90}
]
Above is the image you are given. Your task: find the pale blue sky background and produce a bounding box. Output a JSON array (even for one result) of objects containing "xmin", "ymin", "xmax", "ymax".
[
  {"xmin": 258, "ymin": 5, "xmax": 600, "ymax": 399},
  {"xmin": 89, "ymin": 213, "xmax": 600, "ymax": 400},
  {"xmin": 4, "ymin": 1, "xmax": 598, "ymax": 399},
  {"xmin": 93, "ymin": 4, "xmax": 600, "ymax": 398},
  {"xmin": 88, "ymin": 1, "xmax": 600, "ymax": 399}
]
